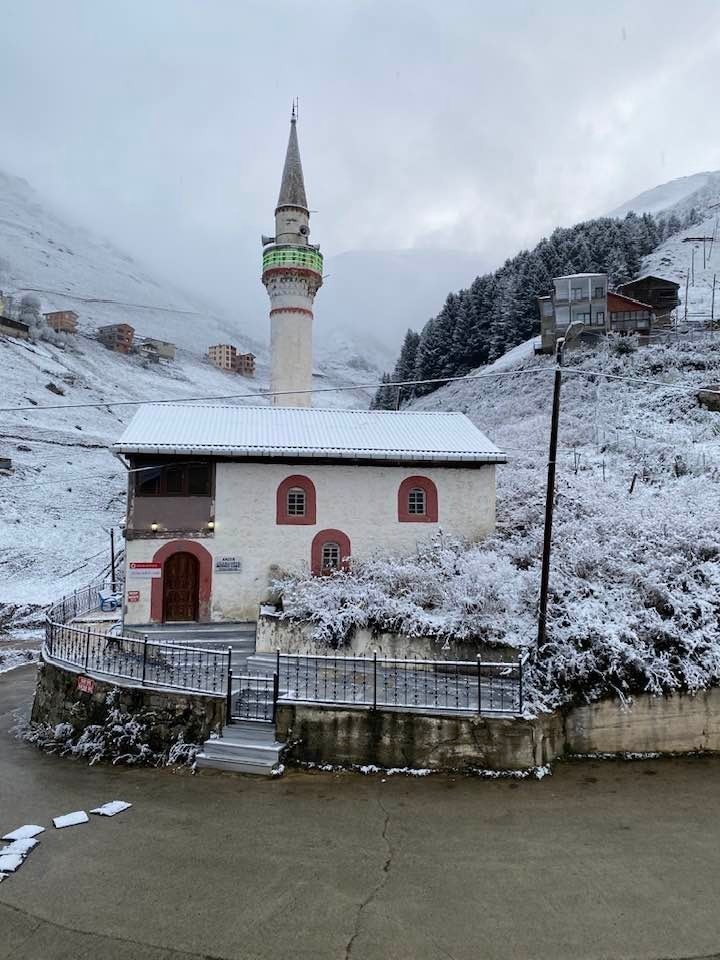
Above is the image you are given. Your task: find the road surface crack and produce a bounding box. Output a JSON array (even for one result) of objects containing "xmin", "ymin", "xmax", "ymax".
[{"xmin": 343, "ymin": 794, "xmax": 394, "ymax": 959}]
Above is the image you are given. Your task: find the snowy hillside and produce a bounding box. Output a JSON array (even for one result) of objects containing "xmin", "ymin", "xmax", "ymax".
[
  {"xmin": 282, "ymin": 335, "xmax": 720, "ymax": 711},
  {"xmin": 609, "ymin": 171, "xmax": 720, "ymax": 218},
  {"xmin": 0, "ymin": 171, "xmax": 386, "ymax": 629}
]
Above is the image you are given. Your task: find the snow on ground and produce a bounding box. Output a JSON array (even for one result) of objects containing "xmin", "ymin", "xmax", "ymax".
[
  {"xmin": 280, "ymin": 335, "xmax": 720, "ymax": 712},
  {"xmin": 608, "ymin": 171, "xmax": 719, "ymax": 218},
  {"xmin": 0, "ymin": 647, "xmax": 38, "ymax": 673},
  {"xmin": 0, "ymin": 171, "xmax": 383, "ymax": 617}
]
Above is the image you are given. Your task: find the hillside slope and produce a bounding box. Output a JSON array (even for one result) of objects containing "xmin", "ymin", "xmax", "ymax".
[
  {"xmin": 282, "ymin": 336, "xmax": 720, "ymax": 711},
  {"xmin": 0, "ymin": 172, "xmax": 385, "ymax": 626}
]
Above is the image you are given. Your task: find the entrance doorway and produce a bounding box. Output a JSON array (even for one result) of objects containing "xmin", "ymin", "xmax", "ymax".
[{"xmin": 162, "ymin": 552, "xmax": 199, "ymax": 622}]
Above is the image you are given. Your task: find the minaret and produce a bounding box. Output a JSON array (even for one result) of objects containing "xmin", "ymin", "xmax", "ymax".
[{"xmin": 262, "ymin": 105, "xmax": 323, "ymax": 407}]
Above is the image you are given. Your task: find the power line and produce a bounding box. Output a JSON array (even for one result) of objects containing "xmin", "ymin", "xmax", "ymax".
[{"xmin": 0, "ymin": 366, "xmax": 552, "ymax": 414}]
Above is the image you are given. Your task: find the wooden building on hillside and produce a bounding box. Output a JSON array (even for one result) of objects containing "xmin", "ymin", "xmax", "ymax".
[
  {"xmin": 98, "ymin": 323, "xmax": 134, "ymax": 354},
  {"xmin": 44, "ymin": 310, "xmax": 79, "ymax": 334},
  {"xmin": 617, "ymin": 275, "xmax": 680, "ymax": 327}
]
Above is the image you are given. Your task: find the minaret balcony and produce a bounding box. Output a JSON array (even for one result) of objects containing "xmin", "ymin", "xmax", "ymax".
[{"xmin": 262, "ymin": 245, "xmax": 323, "ymax": 276}]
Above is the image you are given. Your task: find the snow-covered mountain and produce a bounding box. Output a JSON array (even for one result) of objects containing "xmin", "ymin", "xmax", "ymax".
[
  {"xmin": 0, "ymin": 170, "xmax": 386, "ymax": 620},
  {"xmin": 608, "ymin": 171, "xmax": 720, "ymax": 219},
  {"xmin": 612, "ymin": 170, "xmax": 720, "ymax": 327}
]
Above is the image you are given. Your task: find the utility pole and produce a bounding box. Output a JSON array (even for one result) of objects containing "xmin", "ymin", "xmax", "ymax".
[
  {"xmin": 537, "ymin": 341, "xmax": 563, "ymax": 648},
  {"xmin": 684, "ymin": 270, "xmax": 690, "ymax": 324},
  {"xmin": 712, "ymin": 273, "xmax": 717, "ymax": 337},
  {"xmin": 110, "ymin": 527, "xmax": 116, "ymax": 592}
]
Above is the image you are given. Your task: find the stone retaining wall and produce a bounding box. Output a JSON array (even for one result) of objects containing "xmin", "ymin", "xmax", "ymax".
[
  {"xmin": 257, "ymin": 615, "xmax": 518, "ymax": 663},
  {"xmin": 32, "ymin": 658, "xmax": 225, "ymax": 751}
]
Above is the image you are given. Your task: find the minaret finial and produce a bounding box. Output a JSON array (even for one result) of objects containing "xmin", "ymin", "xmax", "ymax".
[{"xmin": 291, "ymin": 97, "xmax": 298, "ymax": 123}]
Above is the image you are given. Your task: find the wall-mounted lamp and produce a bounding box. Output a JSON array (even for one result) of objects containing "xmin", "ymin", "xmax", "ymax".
[
  {"xmin": 150, "ymin": 522, "xmax": 158, "ymax": 532},
  {"xmin": 207, "ymin": 521, "xmax": 215, "ymax": 530}
]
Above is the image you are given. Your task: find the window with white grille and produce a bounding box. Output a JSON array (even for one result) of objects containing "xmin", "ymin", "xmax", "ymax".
[
  {"xmin": 321, "ymin": 542, "xmax": 341, "ymax": 571},
  {"xmin": 287, "ymin": 487, "xmax": 306, "ymax": 517},
  {"xmin": 408, "ymin": 488, "xmax": 427, "ymax": 515}
]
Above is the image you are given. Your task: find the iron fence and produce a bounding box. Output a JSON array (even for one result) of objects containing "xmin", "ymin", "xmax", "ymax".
[
  {"xmin": 229, "ymin": 674, "xmax": 279, "ymax": 722},
  {"xmin": 274, "ymin": 651, "xmax": 524, "ymax": 716},
  {"xmin": 44, "ymin": 580, "xmax": 227, "ymax": 697}
]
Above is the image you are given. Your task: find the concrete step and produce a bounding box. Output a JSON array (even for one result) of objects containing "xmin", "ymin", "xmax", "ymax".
[
  {"xmin": 223, "ymin": 720, "xmax": 278, "ymax": 743},
  {"xmin": 195, "ymin": 753, "xmax": 280, "ymax": 776},
  {"xmin": 196, "ymin": 721, "xmax": 286, "ymax": 777}
]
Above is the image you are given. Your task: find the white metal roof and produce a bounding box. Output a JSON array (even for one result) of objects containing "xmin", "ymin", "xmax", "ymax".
[{"xmin": 113, "ymin": 404, "xmax": 506, "ymax": 464}]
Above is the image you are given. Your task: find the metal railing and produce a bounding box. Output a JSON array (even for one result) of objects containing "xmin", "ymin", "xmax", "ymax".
[
  {"xmin": 274, "ymin": 651, "xmax": 524, "ymax": 716},
  {"xmin": 229, "ymin": 674, "xmax": 279, "ymax": 723},
  {"xmin": 44, "ymin": 581, "xmax": 228, "ymax": 697}
]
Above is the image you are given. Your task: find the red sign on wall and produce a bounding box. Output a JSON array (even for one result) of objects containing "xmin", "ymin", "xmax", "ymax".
[
  {"xmin": 129, "ymin": 562, "xmax": 161, "ymax": 579},
  {"xmin": 77, "ymin": 676, "xmax": 96, "ymax": 694},
  {"xmin": 127, "ymin": 590, "xmax": 140, "ymax": 603}
]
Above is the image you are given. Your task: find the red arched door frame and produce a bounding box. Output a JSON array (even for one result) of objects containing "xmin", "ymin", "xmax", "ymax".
[{"xmin": 149, "ymin": 540, "xmax": 213, "ymax": 623}]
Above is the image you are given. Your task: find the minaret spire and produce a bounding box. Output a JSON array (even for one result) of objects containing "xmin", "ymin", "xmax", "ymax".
[
  {"xmin": 277, "ymin": 103, "xmax": 307, "ymax": 211},
  {"xmin": 262, "ymin": 109, "xmax": 323, "ymax": 408}
]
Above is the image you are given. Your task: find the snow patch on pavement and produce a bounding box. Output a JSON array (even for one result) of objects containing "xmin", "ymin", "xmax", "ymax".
[{"xmin": 53, "ymin": 811, "xmax": 89, "ymax": 829}]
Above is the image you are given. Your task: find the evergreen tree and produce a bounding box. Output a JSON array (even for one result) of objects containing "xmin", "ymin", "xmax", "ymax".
[{"xmin": 371, "ymin": 372, "xmax": 396, "ymax": 411}]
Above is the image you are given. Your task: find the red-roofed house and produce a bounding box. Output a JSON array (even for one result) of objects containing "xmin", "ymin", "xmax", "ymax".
[{"xmin": 607, "ymin": 292, "xmax": 654, "ymax": 340}]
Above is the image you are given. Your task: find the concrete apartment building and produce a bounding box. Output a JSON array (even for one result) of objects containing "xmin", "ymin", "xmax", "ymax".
[
  {"xmin": 539, "ymin": 273, "xmax": 656, "ymax": 352},
  {"xmin": 98, "ymin": 323, "xmax": 134, "ymax": 354},
  {"xmin": 44, "ymin": 310, "xmax": 78, "ymax": 334},
  {"xmin": 208, "ymin": 343, "xmax": 237, "ymax": 371},
  {"xmin": 235, "ymin": 352, "xmax": 256, "ymax": 377}
]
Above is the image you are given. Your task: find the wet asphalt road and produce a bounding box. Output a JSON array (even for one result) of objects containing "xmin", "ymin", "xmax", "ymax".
[{"xmin": 2, "ymin": 664, "xmax": 720, "ymax": 960}]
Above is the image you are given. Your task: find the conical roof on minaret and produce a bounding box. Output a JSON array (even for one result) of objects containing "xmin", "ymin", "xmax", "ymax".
[{"xmin": 276, "ymin": 112, "xmax": 308, "ymax": 210}]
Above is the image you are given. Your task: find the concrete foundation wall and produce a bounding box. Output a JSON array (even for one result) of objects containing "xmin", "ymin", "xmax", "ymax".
[
  {"xmin": 565, "ymin": 688, "xmax": 720, "ymax": 755},
  {"xmin": 32, "ymin": 659, "xmax": 225, "ymax": 750},
  {"xmin": 276, "ymin": 703, "xmax": 553, "ymax": 771},
  {"xmin": 256, "ymin": 615, "xmax": 518, "ymax": 663}
]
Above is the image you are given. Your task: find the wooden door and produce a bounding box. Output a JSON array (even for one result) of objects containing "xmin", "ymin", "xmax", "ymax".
[{"xmin": 163, "ymin": 552, "xmax": 199, "ymax": 622}]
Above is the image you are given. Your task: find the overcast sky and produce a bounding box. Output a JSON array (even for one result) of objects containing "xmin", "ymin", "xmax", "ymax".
[{"xmin": 2, "ymin": 0, "xmax": 720, "ymax": 342}]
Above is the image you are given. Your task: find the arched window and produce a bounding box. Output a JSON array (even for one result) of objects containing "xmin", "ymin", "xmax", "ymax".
[
  {"xmin": 398, "ymin": 476, "xmax": 438, "ymax": 523},
  {"xmin": 276, "ymin": 475, "xmax": 316, "ymax": 525},
  {"xmin": 311, "ymin": 529, "xmax": 351, "ymax": 576}
]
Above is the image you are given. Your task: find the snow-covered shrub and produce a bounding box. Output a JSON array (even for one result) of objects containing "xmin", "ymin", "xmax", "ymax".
[
  {"xmin": 278, "ymin": 340, "xmax": 720, "ymax": 715},
  {"xmin": 16, "ymin": 689, "xmax": 200, "ymax": 766}
]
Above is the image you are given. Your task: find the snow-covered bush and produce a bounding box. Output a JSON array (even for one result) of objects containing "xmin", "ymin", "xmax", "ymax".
[
  {"xmin": 16, "ymin": 689, "xmax": 200, "ymax": 766},
  {"xmin": 278, "ymin": 340, "xmax": 720, "ymax": 714}
]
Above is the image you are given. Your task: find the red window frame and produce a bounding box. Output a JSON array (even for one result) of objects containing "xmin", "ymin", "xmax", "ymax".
[
  {"xmin": 276, "ymin": 474, "xmax": 316, "ymax": 525},
  {"xmin": 398, "ymin": 476, "xmax": 438, "ymax": 523},
  {"xmin": 311, "ymin": 529, "xmax": 351, "ymax": 575}
]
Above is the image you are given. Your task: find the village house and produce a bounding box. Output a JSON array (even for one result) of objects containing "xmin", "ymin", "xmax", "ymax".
[
  {"xmin": 234, "ymin": 352, "xmax": 256, "ymax": 377},
  {"xmin": 616, "ymin": 275, "xmax": 680, "ymax": 327},
  {"xmin": 0, "ymin": 315, "xmax": 30, "ymax": 340},
  {"xmin": 115, "ymin": 405, "xmax": 505, "ymax": 624},
  {"xmin": 142, "ymin": 337, "xmax": 176, "ymax": 361},
  {"xmin": 115, "ymin": 110, "xmax": 505, "ymax": 626},
  {"xmin": 538, "ymin": 272, "xmax": 657, "ymax": 352},
  {"xmin": 98, "ymin": 322, "xmax": 134, "ymax": 353},
  {"xmin": 44, "ymin": 309, "xmax": 78, "ymax": 334},
  {"xmin": 139, "ymin": 341, "xmax": 160, "ymax": 363}
]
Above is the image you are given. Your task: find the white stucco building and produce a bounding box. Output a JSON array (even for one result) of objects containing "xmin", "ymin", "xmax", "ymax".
[
  {"xmin": 115, "ymin": 405, "xmax": 506, "ymax": 624},
  {"xmin": 114, "ymin": 111, "xmax": 506, "ymax": 626}
]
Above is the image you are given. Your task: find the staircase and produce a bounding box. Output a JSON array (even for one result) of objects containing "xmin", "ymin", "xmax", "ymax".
[{"xmin": 196, "ymin": 720, "xmax": 286, "ymax": 776}]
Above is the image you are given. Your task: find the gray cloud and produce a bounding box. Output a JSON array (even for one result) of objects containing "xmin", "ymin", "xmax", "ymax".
[{"xmin": 1, "ymin": 0, "xmax": 719, "ymax": 349}]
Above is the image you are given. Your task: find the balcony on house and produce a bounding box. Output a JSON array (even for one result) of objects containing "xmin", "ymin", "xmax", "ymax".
[{"xmin": 125, "ymin": 457, "xmax": 215, "ymax": 539}]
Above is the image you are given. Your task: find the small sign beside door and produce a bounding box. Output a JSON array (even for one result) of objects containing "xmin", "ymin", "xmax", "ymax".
[
  {"xmin": 215, "ymin": 556, "xmax": 242, "ymax": 573},
  {"xmin": 127, "ymin": 590, "xmax": 140, "ymax": 603},
  {"xmin": 129, "ymin": 562, "xmax": 161, "ymax": 579}
]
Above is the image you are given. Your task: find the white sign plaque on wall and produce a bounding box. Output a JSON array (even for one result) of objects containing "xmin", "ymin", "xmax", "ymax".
[{"xmin": 215, "ymin": 556, "xmax": 242, "ymax": 573}]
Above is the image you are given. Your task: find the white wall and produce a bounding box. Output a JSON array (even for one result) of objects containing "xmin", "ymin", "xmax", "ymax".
[{"xmin": 123, "ymin": 460, "xmax": 496, "ymax": 624}]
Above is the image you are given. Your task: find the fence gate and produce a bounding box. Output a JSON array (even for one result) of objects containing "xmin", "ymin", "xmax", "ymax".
[{"xmin": 229, "ymin": 673, "xmax": 278, "ymax": 723}]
